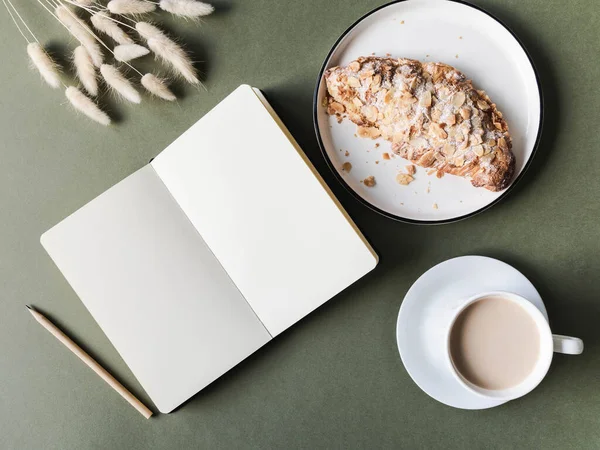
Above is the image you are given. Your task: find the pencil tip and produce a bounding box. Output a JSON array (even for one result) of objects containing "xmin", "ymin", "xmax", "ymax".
[{"xmin": 26, "ymin": 304, "xmax": 33, "ymax": 311}]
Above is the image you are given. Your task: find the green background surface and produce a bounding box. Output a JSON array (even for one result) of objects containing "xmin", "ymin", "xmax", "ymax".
[{"xmin": 1, "ymin": 0, "xmax": 599, "ymax": 448}]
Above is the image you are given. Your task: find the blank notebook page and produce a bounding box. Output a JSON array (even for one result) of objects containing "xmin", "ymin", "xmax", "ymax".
[
  {"xmin": 40, "ymin": 166, "xmax": 271, "ymax": 413},
  {"xmin": 152, "ymin": 85, "xmax": 378, "ymax": 337}
]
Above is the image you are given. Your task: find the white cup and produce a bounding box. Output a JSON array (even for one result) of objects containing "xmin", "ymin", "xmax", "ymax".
[{"xmin": 446, "ymin": 291, "xmax": 584, "ymax": 402}]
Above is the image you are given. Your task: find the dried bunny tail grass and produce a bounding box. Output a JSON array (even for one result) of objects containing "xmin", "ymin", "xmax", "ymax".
[
  {"xmin": 90, "ymin": 12, "xmax": 133, "ymax": 44},
  {"xmin": 73, "ymin": 45, "xmax": 98, "ymax": 96},
  {"xmin": 141, "ymin": 73, "xmax": 175, "ymax": 101},
  {"xmin": 27, "ymin": 42, "xmax": 61, "ymax": 88},
  {"xmin": 107, "ymin": 0, "xmax": 155, "ymax": 15},
  {"xmin": 136, "ymin": 22, "xmax": 199, "ymax": 85},
  {"xmin": 100, "ymin": 63, "xmax": 141, "ymax": 103},
  {"xmin": 114, "ymin": 43, "xmax": 149, "ymax": 62},
  {"xmin": 65, "ymin": 86, "xmax": 110, "ymax": 125},
  {"xmin": 159, "ymin": 0, "xmax": 213, "ymax": 18},
  {"xmin": 56, "ymin": 5, "xmax": 103, "ymax": 67},
  {"xmin": 73, "ymin": 0, "xmax": 94, "ymax": 5}
]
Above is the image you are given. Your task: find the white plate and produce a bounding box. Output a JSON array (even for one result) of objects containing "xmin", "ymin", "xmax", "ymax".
[
  {"xmin": 313, "ymin": 0, "xmax": 542, "ymax": 223},
  {"xmin": 396, "ymin": 256, "xmax": 548, "ymax": 409}
]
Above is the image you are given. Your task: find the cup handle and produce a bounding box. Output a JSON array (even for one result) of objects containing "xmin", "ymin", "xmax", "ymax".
[{"xmin": 552, "ymin": 335, "xmax": 584, "ymax": 355}]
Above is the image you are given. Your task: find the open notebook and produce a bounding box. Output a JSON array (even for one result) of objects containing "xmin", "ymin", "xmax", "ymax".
[{"xmin": 41, "ymin": 85, "xmax": 378, "ymax": 413}]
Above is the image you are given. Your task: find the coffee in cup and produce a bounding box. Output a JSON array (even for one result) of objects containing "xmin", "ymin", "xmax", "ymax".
[
  {"xmin": 449, "ymin": 295, "xmax": 540, "ymax": 390},
  {"xmin": 445, "ymin": 291, "xmax": 583, "ymax": 401}
]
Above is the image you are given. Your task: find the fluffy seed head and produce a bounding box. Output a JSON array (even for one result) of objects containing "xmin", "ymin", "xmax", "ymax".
[
  {"xmin": 65, "ymin": 86, "xmax": 110, "ymax": 125},
  {"xmin": 27, "ymin": 42, "xmax": 61, "ymax": 88},
  {"xmin": 141, "ymin": 73, "xmax": 176, "ymax": 101},
  {"xmin": 107, "ymin": 0, "xmax": 156, "ymax": 15},
  {"xmin": 136, "ymin": 22, "xmax": 199, "ymax": 85},
  {"xmin": 73, "ymin": 45, "xmax": 98, "ymax": 96},
  {"xmin": 159, "ymin": 0, "xmax": 214, "ymax": 18},
  {"xmin": 100, "ymin": 64, "xmax": 141, "ymax": 103},
  {"xmin": 114, "ymin": 44, "xmax": 150, "ymax": 62}
]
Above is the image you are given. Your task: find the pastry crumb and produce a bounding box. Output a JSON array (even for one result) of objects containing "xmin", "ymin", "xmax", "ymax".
[
  {"xmin": 400, "ymin": 20, "xmax": 405, "ymax": 24},
  {"xmin": 426, "ymin": 186, "xmax": 430, "ymax": 194},
  {"xmin": 342, "ymin": 162, "xmax": 352, "ymax": 173},
  {"xmin": 386, "ymin": 53, "xmax": 391, "ymax": 57},
  {"xmin": 426, "ymin": 54, "xmax": 430, "ymax": 57},
  {"xmin": 400, "ymin": 202, "xmax": 404, "ymax": 205},
  {"xmin": 459, "ymin": 36, "xmax": 463, "ymax": 39},
  {"xmin": 375, "ymin": 143, "xmax": 380, "ymax": 148},
  {"xmin": 363, "ymin": 175, "xmax": 376, "ymax": 187},
  {"xmin": 406, "ymin": 165, "xmax": 416, "ymax": 175},
  {"xmin": 344, "ymin": 150, "xmax": 350, "ymax": 156},
  {"xmin": 375, "ymin": 160, "xmax": 379, "ymax": 164},
  {"xmin": 433, "ymin": 203, "xmax": 438, "ymax": 210},
  {"xmin": 382, "ymin": 152, "xmax": 390, "ymax": 160},
  {"xmin": 436, "ymin": 170, "xmax": 444, "ymax": 178},
  {"xmin": 455, "ymin": 54, "xmax": 459, "ymax": 58},
  {"xmin": 354, "ymin": 133, "xmax": 357, "ymax": 137},
  {"xmin": 396, "ymin": 173, "xmax": 414, "ymax": 185}
]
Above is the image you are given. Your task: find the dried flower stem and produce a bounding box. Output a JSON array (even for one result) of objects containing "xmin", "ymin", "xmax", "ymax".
[
  {"xmin": 3, "ymin": 0, "xmax": 64, "ymax": 89},
  {"xmin": 35, "ymin": 0, "xmax": 77, "ymax": 35},
  {"xmin": 35, "ymin": 0, "xmax": 101, "ymax": 62},
  {"xmin": 40, "ymin": 0, "xmax": 144, "ymax": 77},
  {"xmin": 90, "ymin": 11, "xmax": 134, "ymax": 44},
  {"xmin": 8, "ymin": 0, "xmax": 207, "ymax": 124},
  {"xmin": 5, "ymin": 0, "xmax": 40, "ymax": 42},
  {"xmin": 62, "ymin": 0, "xmax": 138, "ymax": 30},
  {"xmin": 2, "ymin": 0, "xmax": 32, "ymax": 43},
  {"xmin": 55, "ymin": 4, "xmax": 104, "ymax": 67}
]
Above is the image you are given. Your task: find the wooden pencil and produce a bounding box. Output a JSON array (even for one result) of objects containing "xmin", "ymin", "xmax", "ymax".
[{"xmin": 26, "ymin": 305, "xmax": 153, "ymax": 419}]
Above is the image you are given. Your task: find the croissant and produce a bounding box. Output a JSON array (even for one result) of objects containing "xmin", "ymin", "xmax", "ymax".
[{"xmin": 324, "ymin": 57, "xmax": 514, "ymax": 191}]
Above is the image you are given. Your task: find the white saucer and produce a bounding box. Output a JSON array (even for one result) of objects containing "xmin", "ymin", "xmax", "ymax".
[{"xmin": 395, "ymin": 255, "xmax": 548, "ymax": 409}]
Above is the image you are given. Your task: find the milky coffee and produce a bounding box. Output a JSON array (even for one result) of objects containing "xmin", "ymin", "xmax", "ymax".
[{"xmin": 449, "ymin": 296, "xmax": 540, "ymax": 390}]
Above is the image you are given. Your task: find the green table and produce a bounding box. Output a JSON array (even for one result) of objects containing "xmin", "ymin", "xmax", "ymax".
[{"xmin": 1, "ymin": 0, "xmax": 599, "ymax": 448}]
